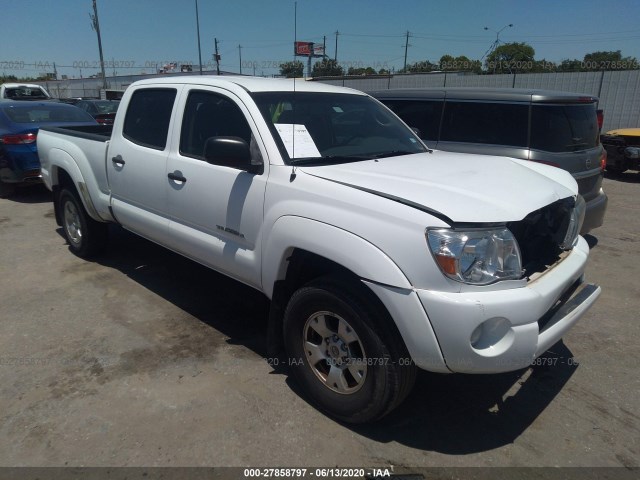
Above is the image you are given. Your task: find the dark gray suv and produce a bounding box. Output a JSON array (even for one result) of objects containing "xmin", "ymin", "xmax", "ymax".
[{"xmin": 370, "ymin": 88, "xmax": 607, "ymax": 233}]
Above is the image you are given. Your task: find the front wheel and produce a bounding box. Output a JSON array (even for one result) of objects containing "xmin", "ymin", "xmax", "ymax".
[
  {"xmin": 283, "ymin": 277, "xmax": 416, "ymax": 423},
  {"xmin": 59, "ymin": 188, "xmax": 108, "ymax": 258}
]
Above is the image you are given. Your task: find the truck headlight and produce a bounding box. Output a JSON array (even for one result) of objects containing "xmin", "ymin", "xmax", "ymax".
[
  {"xmin": 560, "ymin": 195, "xmax": 585, "ymax": 250},
  {"xmin": 427, "ymin": 228, "xmax": 523, "ymax": 285}
]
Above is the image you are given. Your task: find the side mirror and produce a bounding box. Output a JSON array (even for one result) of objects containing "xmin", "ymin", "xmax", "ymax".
[{"xmin": 203, "ymin": 136, "xmax": 262, "ymax": 173}]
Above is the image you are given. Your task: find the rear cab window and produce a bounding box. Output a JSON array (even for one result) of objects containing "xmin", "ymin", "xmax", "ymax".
[{"xmin": 123, "ymin": 88, "xmax": 177, "ymax": 150}]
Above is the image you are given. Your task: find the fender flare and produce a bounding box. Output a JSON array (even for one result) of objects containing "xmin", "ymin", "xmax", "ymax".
[
  {"xmin": 262, "ymin": 215, "xmax": 412, "ymax": 298},
  {"xmin": 48, "ymin": 148, "xmax": 107, "ymax": 223}
]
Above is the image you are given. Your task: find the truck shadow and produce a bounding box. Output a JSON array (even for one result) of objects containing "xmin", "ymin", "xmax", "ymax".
[
  {"xmin": 57, "ymin": 224, "xmax": 271, "ymax": 356},
  {"xmin": 4, "ymin": 184, "xmax": 52, "ymax": 204},
  {"xmin": 62, "ymin": 225, "xmax": 578, "ymax": 454},
  {"xmin": 345, "ymin": 342, "xmax": 577, "ymax": 454}
]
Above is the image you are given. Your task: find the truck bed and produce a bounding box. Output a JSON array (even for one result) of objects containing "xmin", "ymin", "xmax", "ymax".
[{"xmin": 39, "ymin": 124, "xmax": 113, "ymax": 142}]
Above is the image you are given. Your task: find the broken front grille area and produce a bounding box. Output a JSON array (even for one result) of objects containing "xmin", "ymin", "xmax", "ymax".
[{"xmin": 507, "ymin": 197, "xmax": 574, "ymax": 278}]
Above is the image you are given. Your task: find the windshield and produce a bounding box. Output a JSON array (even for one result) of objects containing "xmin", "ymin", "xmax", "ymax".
[
  {"xmin": 2, "ymin": 105, "xmax": 95, "ymax": 123},
  {"xmin": 251, "ymin": 92, "xmax": 427, "ymax": 164}
]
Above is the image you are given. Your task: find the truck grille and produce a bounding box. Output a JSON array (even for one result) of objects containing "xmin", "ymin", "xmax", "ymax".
[{"xmin": 507, "ymin": 198, "xmax": 574, "ymax": 277}]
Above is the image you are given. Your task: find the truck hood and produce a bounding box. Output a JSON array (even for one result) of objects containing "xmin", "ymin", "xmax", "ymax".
[{"xmin": 300, "ymin": 151, "xmax": 577, "ymax": 224}]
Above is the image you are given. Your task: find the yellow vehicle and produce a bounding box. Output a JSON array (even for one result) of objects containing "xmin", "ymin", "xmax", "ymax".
[{"xmin": 601, "ymin": 128, "xmax": 640, "ymax": 174}]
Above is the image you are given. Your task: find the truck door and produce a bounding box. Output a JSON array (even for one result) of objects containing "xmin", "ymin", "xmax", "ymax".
[
  {"xmin": 107, "ymin": 87, "xmax": 179, "ymax": 245},
  {"xmin": 165, "ymin": 87, "xmax": 268, "ymax": 289}
]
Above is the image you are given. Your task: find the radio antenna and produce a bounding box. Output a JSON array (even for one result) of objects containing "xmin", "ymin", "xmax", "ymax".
[{"xmin": 290, "ymin": 0, "xmax": 298, "ymax": 181}]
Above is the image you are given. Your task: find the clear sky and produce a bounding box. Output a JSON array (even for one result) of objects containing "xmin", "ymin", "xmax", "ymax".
[{"xmin": 2, "ymin": 0, "xmax": 640, "ymax": 78}]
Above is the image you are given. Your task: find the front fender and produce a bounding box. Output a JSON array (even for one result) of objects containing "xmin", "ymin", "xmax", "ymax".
[{"xmin": 262, "ymin": 215, "xmax": 412, "ymax": 298}]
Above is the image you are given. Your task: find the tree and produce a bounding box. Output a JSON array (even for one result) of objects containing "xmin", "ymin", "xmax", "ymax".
[
  {"xmin": 347, "ymin": 66, "xmax": 376, "ymax": 76},
  {"xmin": 0, "ymin": 75, "xmax": 19, "ymax": 83},
  {"xmin": 582, "ymin": 50, "xmax": 638, "ymax": 71},
  {"xmin": 400, "ymin": 60, "xmax": 438, "ymax": 73},
  {"xmin": 311, "ymin": 59, "xmax": 343, "ymax": 77},
  {"xmin": 557, "ymin": 59, "xmax": 583, "ymax": 72},
  {"xmin": 279, "ymin": 61, "xmax": 304, "ymax": 78},
  {"xmin": 485, "ymin": 42, "xmax": 535, "ymax": 74},
  {"xmin": 439, "ymin": 54, "xmax": 482, "ymax": 73}
]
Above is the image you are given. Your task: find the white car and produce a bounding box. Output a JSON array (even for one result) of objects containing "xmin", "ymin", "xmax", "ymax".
[
  {"xmin": 1, "ymin": 83, "xmax": 51, "ymax": 100},
  {"xmin": 36, "ymin": 76, "xmax": 601, "ymax": 423}
]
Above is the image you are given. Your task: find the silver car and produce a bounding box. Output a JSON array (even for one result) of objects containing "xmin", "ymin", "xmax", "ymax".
[{"xmin": 370, "ymin": 88, "xmax": 608, "ymax": 233}]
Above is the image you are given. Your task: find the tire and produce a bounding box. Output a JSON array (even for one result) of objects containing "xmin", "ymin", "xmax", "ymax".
[
  {"xmin": 283, "ymin": 277, "xmax": 416, "ymax": 423},
  {"xmin": 59, "ymin": 188, "xmax": 108, "ymax": 258}
]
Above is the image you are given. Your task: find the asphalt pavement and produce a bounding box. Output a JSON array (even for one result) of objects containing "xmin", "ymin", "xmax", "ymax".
[{"xmin": 0, "ymin": 174, "xmax": 638, "ymax": 471}]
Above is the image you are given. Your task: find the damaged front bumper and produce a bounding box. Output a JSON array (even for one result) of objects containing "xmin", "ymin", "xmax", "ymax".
[{"xmin": 415, "ymin": 235, "xmax": 600, "ymax": 373}]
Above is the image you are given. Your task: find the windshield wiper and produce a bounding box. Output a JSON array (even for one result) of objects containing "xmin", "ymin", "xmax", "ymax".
[{"xmin": 368, "ymin": 150, "xmax": 418, "ymax": 159}]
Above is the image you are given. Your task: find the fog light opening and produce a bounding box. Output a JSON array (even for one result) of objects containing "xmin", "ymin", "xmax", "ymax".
[{"xmin": 469, "ymin": 317, "xmax": 515, "ymax": 356}]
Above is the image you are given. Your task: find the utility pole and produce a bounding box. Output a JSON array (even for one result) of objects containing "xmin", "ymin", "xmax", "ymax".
[
  {"xmin": 214, "ymin": 38, "xmax": 221, "ymax": 75},
  {"xmin": 195, "ymin": 0, "xmax": 203, "ymax": 74},
  {"xmin": 323, "ymin": 35, "xmax": 326, "ymax": 58},
  {"xmin": 403, "ymin": 30, "xmax": 411, "ymax": 72},
  {"xmin": 334, "ymin": 30, "xmax": 339, "ymax": 62},
  {"xmin": 238, "ymin": 44, "xmax": 242, "ymax": 74},
  {"xmin": 90, "ymin": 0, "xmax": 107, "ymax": 90}
]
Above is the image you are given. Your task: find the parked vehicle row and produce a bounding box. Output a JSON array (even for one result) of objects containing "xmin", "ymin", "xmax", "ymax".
[
  {"xmin": 36, "ymin": 76, "xmax": 601, "ymax": 423},
  {"xmin": 0, "ymin": 82, "xmax": 120, "ymax": 196},
  {"xmin": 0, "ymin": 101, "xmax": 97, "ymax": 197}
]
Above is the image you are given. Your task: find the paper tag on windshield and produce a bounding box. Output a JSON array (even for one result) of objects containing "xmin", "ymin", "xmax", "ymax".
[{"xmin": 274, "ymin": 124, "xmax": 321, "ymax": 159}]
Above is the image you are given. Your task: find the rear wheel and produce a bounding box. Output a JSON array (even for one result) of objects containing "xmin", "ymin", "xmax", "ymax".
[
  {"xmin": 59, "ymin": 188, "xmax": 108, "ymax": 257},
  {"xmin": 283, "ymin": 277, "xmax": 416, "ymax": 423}
]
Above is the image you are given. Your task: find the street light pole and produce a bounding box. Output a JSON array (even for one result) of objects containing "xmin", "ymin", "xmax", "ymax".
[
  {"xmin": 195, "ymin": 0, "xmax": 203, "ymax": 74},
  {"xmin": 482, "ymin": 23, "xmax": 513, "ymax": 73}
]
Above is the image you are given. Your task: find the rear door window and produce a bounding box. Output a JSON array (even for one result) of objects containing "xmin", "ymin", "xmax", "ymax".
[
  {"xmin": 530, "ymin": 104, "xmax": 598, "ymax": 152},
  {"xmin": 440, "ymin": 101, "xmax": 528, "ymax": 148},
  {"xmin": 382, "ymin": 100, "xmax": 443, "ymax": 142},
  {"xmin": 123, "ymin": 88, "xmax": 177, "ymax": 150}
]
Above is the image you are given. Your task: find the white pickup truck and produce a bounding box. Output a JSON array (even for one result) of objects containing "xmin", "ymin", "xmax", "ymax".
[{"xmin": 37, "ymin": 76, "xmax": 601, "ymax": 423}]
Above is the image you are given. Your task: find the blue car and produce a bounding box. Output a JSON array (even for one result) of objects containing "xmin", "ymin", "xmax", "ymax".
[{"xmin": 0, "ymin": 101, "xmax": 96, "ymax": 197}]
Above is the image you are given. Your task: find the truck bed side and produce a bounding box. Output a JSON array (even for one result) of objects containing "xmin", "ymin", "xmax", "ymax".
[{"xmin": 38, "ymin": 125, "xmax": 115, "ymax": 222}]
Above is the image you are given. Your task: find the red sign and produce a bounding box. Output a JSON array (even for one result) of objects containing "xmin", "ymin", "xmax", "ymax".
[{"xmin": 295, "ymin": 41, "xmax": 313, "ymax": 56}]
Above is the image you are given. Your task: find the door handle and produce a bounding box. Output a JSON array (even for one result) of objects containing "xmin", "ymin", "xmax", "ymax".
[
  {"xmin": 168, "ymin": 172, "xmax": 187, "ymax": 182},
  {"xmin": 111, "ymin": 155, "xmax": 125, "ymax": 166}
]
